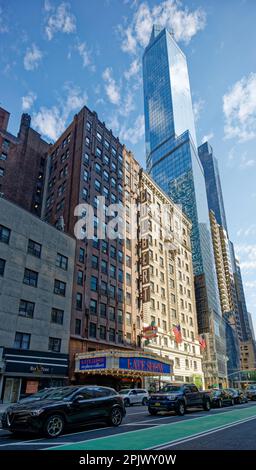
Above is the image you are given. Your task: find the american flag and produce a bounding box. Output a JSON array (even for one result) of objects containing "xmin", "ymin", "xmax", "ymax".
[
  {"xmin": 199, "ymin": 334, "xmax": 206, "ymax": 350},
  {"xmin": 173, "ymin": 324, "xmax": 182, "ymax": 344}
]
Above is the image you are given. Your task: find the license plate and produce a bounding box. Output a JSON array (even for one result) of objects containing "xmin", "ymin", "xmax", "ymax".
[{"xmin": 155, "ymin": 402, "xmax": 161, "ymax": 406}]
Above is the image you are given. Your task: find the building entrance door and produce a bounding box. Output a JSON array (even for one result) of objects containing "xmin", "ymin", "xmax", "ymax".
[{"xmin": 3, "ymin": 378, "xmax": 21, "ymax": 403}]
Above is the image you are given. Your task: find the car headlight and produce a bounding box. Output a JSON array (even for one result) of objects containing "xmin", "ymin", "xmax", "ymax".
[
  {"xmin": 30, "ymin": 409, "xmax": 44, "ymax": 416},
  {"xmin": 166, "ymin": 394, "xmax": 177, "ymax": 400}
]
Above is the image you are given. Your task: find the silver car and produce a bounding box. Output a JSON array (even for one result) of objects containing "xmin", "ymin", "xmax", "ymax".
[{"xmin": 119, "ymin": 388, "xmax": 149, "ymax": 406}]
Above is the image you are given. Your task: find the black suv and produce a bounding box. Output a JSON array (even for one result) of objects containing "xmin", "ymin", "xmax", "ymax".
[
  {"xmin": 1, "ymin": 385, "xmax": 125, "ymax": 438},
  {"xmin": 148, "ymin": 383, "xmax": 211, "ymax": 416}
]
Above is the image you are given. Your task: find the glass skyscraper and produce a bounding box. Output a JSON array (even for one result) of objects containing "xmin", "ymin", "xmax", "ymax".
[
  {"xmin": 143, "ymin": 26, "xmax": 227, "ymax": 386},
  {"xmin": 198, "ymin": 142, "xmax": 228, "ymax": 234}
]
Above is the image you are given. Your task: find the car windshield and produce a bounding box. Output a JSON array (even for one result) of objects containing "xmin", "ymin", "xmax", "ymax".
[
  {"xmin": 159, "ymin": 385, "xmax": 182, "ymax": 393},
  {"xmin": 43, "ymin": 387, "xmax": 78, "ymax": 401},
  {"xmin": 119, "ymin": 390, "xmax": 131, "ymax": 394},
  {"xmin": 211, "ymin": 390, "xmax": 220, "ymax": 396}
]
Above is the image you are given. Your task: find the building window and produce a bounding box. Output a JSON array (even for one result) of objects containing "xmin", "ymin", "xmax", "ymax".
[
  {"xmin": 85, "ymin": 136, "xmax": 90, "ymax": 147},
  {"xmin": 95, "ymin": 179, "xmax": 101, "ymax": 192},
  {"xmin": 86, "ymin": 121, "xmax": 91, "ymax": 131},
  {"xmin": 0, "ymin": 225, "xmax": 10, "ymax": 244},
  {"xmin": 100, "ymin": 303, "xmax": 107, "ymax": 318},
  {"xmin": 109, "ymin": 328, "xmax": 115, "ymax": 342},
  {"xmin": 194, "ymin": 361, "xmax": 197, "ymax": 370},
  {"xmin": 185, "ymin": 359, "xmax": 189, "ymax": 369},
  {"xmin": 126, "ymin": 312, "xmax": 131, "ymax": 326},
  {"xmin": 95, "ymin": 162, "xmax": 101, "ymax": 174},
  {"xmin": 51, "ymin": 308, "xmax": 64, "ymax": 325},
  {"xmin": 110, "ymin": 265, "xmax": 116, "ymax": 278},
  {"xmin": 0, "ymin": 167, "xmax": 4, "ymax": 177},
  {"xmin": 100, "ymin": 325, "xmax": 106, "ymax": 340},
  {"xmin": 82, "ymin": 188, "xmax": 88, "ymax": 200},
  {"xmin": 88, "ymin": 322, "xmax": 96, "ymax": 338},
  {"xmin": 19, "ymin": 300, "xmax": 35, "ymax": 318},
  {"xmin": 118, "ymin": 331, "xmax": 123, "ymax": 343},
  {"xmin": 83, "ymin": 169, "xmax": 89, "ymax": 182},
  {"xmin": 101, "ymin": 259, "xmax": 107, "ymax": 274},
  {"xmin": 23, "ymin": 268, "xmax": 38, "ymax": 287},
  {"xmin": 101, "ymin": 281, "xmax": 108, "ymax": 296},
  {"xmin": 14, "ymin": 332, "xmax": 31, "ymax": 350},
  {"xmin": 56, "ymin": 253, "xmax": 68, "ymax": 270},
  {"xmin": 175, "ymin": 357, "xmax": 180, "ymax": 368},
  {"xmin": 91, "ymin": 255, "xmax": 99, "ymax": 270},
  {"xmin": 84, "ymin": 153, "xmax": 89, "ymax": 165},
  {"xmin": 90, "ymin": 299, "xmax": 97, "ymax": 315},
  {"xmin": 76, "ymin": 293, "xmax": 83, "ymax": 310},
  {"xmin": 110, "ymin": 245, "xmax": 116, "ymax": 259},
  {"xmin": 109, "ymin": 306, "xmax": 115, "ymax": 321},
  {"xmin": 126, "ymin": 273, "xmax": 131, "ymax": 286},
  {"xmin": 126, "ymin": 255, "xmax": 131, "ymax": 267},
  {"xmin": 0, "ymin": 258, "xmax": 5, "ymax": 276},
  {"xmin": 118, "ymin": 309, "xmax": 123, "ymax": 324},
  {"xmin": 126, "ymin": 292, "xmax": 131, "ymax": 305},
  {"xmin": 79, "ymin": 247, "xmax": 85, "ymax": 263},
  {"xmin": 109, "ymin": 285, "xmax": 116, "ymax": 299},
  {"xmin": 91, "ymin": 276, "xmax": 98, "ymax": 291},
  {"xmin": 49, "ymin": 337, "xmax": 61, "ymax": 353},
  {"xmin": 75, "ymin": 319, "xmax": 81, "ymax": 335},
  {"xmin": 54, "ymin": 279, "xmax": 66, "ymax": 296},
  {"xmin": 77, "ymin": 270, "xmax": 83, "ymax": 286},
  {"xmin": 96, "ymin": 147, "xmax": 102, "ymax": 158},
  {"xmin": 0, "ymin": 152, "xmax": 7, "ymax": 161}
]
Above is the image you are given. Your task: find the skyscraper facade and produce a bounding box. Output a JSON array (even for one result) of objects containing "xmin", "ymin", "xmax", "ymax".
[
  {"xmin": 198, "ymin": 142, "xmax": 228, "ymax": 233},
  {"xmin": 143, "ymin": 26, "xmax": 227, "ymax": 386}
]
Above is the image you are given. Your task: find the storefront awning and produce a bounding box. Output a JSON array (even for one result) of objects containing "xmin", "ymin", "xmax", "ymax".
[{"xmin": 75, "ymin": 350, "xmax": 173, "ymax": 377}]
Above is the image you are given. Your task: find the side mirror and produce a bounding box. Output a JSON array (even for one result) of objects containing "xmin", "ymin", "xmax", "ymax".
[{"xmin": 73, "ymin": 394, "xmax": 84, "ymax": 403}]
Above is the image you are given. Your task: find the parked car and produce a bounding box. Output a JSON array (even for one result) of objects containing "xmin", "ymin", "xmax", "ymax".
[
  {"xmin": 246, "ymin": 384, "xmax": 256, "ymax": 401},
  {"xmin": 1, "ymin": 385, "xmax": 126, "ymax": 438},
  {"xmin": 18, "ymin": 387, "xmax": 58, "ymax": 404},
  {"xmin": 209, "ymin": 389, "xmax": 235, "ymax": 408},
  {"xmin": 226, "ymin": 388, "xmax": 248, "ymax": 404},
  {"xmin": 119, "ymin": 388, "xmax": 149, "ymax": 406},
  {"xmin": 148, "ymin": 383, "xmax": 211, "ymax": 416}
]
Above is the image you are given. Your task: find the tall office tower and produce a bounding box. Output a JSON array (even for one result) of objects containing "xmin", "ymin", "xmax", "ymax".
[
  {"xmin": 0, "ymin": 107, "xmax": 49, "ymax": 216},
  {"xmin": 198, "ymin": 142, "xmax": 243, "ymax": 380},
  {"xmin": 43, "ymin": 106, "xmax": 142, "ymax": 387},
  {"xmin": 138, "ymin": 171, "xmax": 204, "ymax": 389},
  {"xmin": 248, "ymin": 313, "xmax": 256, "ymax": 341},
  {"xmin": 143, "ymin": 26, "xmax": 226, "ymax": 387},
  {"xmin": 198, "ymin": 142, "xmax": 228, "ymax": 233}
]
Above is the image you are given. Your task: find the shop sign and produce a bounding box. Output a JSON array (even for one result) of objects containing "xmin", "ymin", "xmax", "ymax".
[
  {"xmin": 80, "ymin": 357, "xmax": 106, "ymax": 371},
  {"xmin": 119, "ymin": 357, "xmax": 172, "ymax": 374}
]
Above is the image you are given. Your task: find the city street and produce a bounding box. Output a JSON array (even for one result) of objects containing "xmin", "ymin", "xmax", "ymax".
[{"xmin": 0, "ymin": 401, "xmax": 256, "ymax": 450}]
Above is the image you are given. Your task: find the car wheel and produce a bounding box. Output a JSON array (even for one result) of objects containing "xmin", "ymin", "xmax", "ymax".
[
  {"xmin": 108, "ymin": 407, "xmax": 123, "ymax": 427},
  {"xmin": 203, "ymin": 400, "xmax": 211, "ymax": 411},
  {"xmin": 148, "ymin": 408, "xmax": 157, "ymax": 416},
  {"xmin": 124, "ymin": 398, "xmax": 130, "ymax": 407},
  {"xmin": 218, "ymin": 399, "xmax": 222, "ymax": 408},
  {"xmin": 44, "ymin": 414, "xmax": 64, "ymax": 438},
  {"xmin": 176, "ymin": 401, "xmax": 185, "ymax": 416},
  {"xmin": 142, "ymin": 397, "xmax": 148, "ymax": 406}
]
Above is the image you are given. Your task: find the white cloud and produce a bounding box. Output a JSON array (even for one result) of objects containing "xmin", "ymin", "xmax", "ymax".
[
  {"xmin": 21, "ymin": 92, "xmax": 37, "ymax": 111},
  {"xmin": 119, "ymin": 114, "xmax": 145, "ymax": 145},
  {"xmin": 44, "ymin": 0, "xmax": 52, "ymax": 12},
  {"xmin": 75, "ymin": 41, "xmax": 95, "ymax": 71},
  {"xmin": 240, "ymin": 153, "xmax": 256, "ymax": 168},
  {"xmin": 45, "ymin": 2, "xmax": 76, "ymax": 40},
  {"xmin": 102, "ymin": 67, "xmax": 121, "ymax": 105},
  {"xmin": 0, "ymin": 6, "xmax": 8, "ymax": 33},
  {"xmin": 120, "ymin": 93, "xmax": 136, "ymax": 117},
  {"xmin": 201, "ymin": 132, "xmax": 214, "ymax": 144},
  {"xmin": 124, "ymin": 59, "xmax": 140, "ymax": 80},
  {"xmin": 119, "ymin": 0, "xmax": 206, "ymax": 54},
  {"xmin": 237, "ymin": 225, "xmax": 256, "ymax": 238},
  {"xmin": 32, "ymin": 84, "xmax": 87, "ymax": 141},
  {"xmin": 23, "ymin": 44, "xmax": 43, "ymax": 71},
  {"xmin": 223, "ymin": 72, "xmax": 256, "ymax": 142},
  {"xmin": 235, "ymin": 244, "xmax": 256, "ymax": 271},
  {"xmin": 193, "ymin": 98, "xmax": 205, "ymax": 122}
]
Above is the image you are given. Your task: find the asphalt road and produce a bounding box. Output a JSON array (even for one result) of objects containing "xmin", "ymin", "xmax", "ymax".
[{"xmin": 0, "ymin": 401, "xmax": 256, "ymax": 450}]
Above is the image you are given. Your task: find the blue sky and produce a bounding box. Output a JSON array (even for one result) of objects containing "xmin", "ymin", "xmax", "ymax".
[{"xmin": 0, "ymin": 0, "xmax": 256, "ymax": 332}]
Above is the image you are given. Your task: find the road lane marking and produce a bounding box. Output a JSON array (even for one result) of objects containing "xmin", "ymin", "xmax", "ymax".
[{"xmin": 151, "ymin": 415, "xmax": 256, "ymax": 449}]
